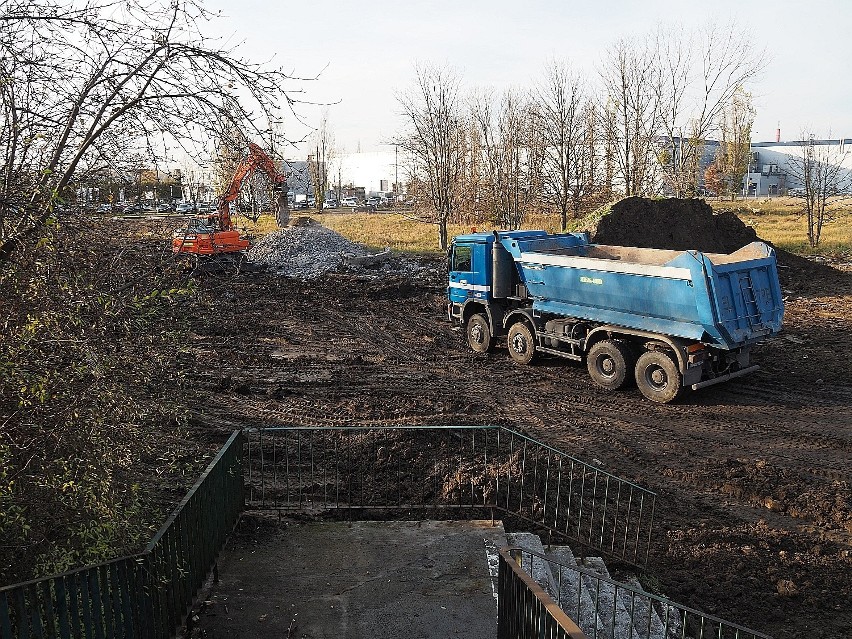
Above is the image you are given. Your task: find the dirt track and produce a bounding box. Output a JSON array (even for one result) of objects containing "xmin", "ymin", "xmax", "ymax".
[{"xmin": 184, "ymin": 258, "xmax": 852, "ymax": 639}]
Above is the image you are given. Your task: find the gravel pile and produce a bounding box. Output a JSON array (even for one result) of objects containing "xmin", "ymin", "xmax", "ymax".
[
  {"xmin": 247, "ymin": 224, "xmax": 368, "ymax": 279},
  {"xmin": 247, "ymin": 222, "xmax": 442, "ymax": 283}
]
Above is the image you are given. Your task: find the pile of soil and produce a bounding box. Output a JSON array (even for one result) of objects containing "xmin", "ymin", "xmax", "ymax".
[
  {"xmin": 590, "ymin": 197, "xmax": 844, "ymax": 290},
  {"xmin": 592, "ymin": 197, "xmax": 758, "ymax": 254}
]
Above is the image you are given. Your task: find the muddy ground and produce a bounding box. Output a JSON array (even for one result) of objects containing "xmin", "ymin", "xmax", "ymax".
[{"xmin": 180, "ymin": 249, "xmax": 851, "ymax": 639}]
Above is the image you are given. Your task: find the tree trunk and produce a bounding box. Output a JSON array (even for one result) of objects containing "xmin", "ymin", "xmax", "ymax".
[{"xmin": 438, "ymin": 219, "xmax": 448, "ymax": 250}]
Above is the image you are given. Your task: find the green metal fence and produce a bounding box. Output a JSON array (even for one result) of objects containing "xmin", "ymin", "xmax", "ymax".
[
  {"xmin": 0, "ymin": 430, "xmax": 243, "ymax": 639},
  {"xmin": 244, "ymin": 426, "xmax": 658, "ymax": 566}
]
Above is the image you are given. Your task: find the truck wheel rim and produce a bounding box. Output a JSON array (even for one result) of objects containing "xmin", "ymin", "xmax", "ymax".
[
  {"xmin": 511, "ymin": 334, "xmax": 527, "ymax": 354},
  {"xmin": 597, "ymin": 355, "xmax": 615, "ymax": 377},
  {"xmin": 470, "ymin": 324, "xmax": 484, "ymax": 344},
  {"xmin": 647, "ymin": 365, "xmax": 668, "ymax": 389}
]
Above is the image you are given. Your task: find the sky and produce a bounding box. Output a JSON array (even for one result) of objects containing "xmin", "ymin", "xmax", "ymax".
[{"xmin": 204, "ymin": 0, "xmax": 852, "ymax": 158}]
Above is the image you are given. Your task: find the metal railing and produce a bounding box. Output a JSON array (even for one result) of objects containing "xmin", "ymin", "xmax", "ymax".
[
  {"xmin": 244, "ymin": 426, "xmax": 656, "ymax": 566},
  {"xmin": 498, "ymin": 547, "xmax": 588, "ymax": 639},
  {"xmin": 504, "ymin": 547, "xmax": 772, "ymax": 639},
  {"xmin": 0, "ymin": 431, "xmax": 243, "ymax": 639}
]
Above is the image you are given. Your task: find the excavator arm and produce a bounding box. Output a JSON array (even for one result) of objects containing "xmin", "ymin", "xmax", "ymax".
[
  {"xmin": 217, "ymin": 142, "xmax": 287, "ymax": 230},
  {"xmin": 172, "ymin": 141, "xmax": 286, "ymax": 257}
]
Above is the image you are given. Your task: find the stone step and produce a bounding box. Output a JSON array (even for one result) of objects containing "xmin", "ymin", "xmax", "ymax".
[
  {"xmin": 624, "ymin": 576, "xmax": 679, "ymax": 639},
  {"xmin": 506, "ymin": 533, "xmax": 670, "ymax": 639},
  {"xmin": 579, "ymin": 556, "xmax": 637, "ymax": 639},
  {"xmin": 546, "ymin": 546, "xmax": 605, "ymax": 638},
  {"xmin": 505, "ymin": 532, "xmax": 556, "ymax": 595}
]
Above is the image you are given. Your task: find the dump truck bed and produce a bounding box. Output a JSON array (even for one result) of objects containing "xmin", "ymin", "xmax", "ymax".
[{"xmin": 498, "ymin": 231, "xmax": 784, "ymax": 350}]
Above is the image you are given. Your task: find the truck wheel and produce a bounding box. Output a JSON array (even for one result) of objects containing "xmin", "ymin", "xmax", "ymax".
[
  {"xmin": 587, "ymin": 340, "xmax": 632, "ymax": 391},
  {"xmin": 466, "ymin": 313, "xmax": 493, "ymax": 353},
  {"xmin": 635, "ymin": 350, "xmax": 683, "ymax": 404},
  {"xmin": 507, "ymin": 321, "xmax": 536, "ymax": 365}
]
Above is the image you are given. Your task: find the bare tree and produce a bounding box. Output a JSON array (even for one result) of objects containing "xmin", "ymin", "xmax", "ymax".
[
  {"xmin": 651, "ymin": 23, "xmax": 765, "ymax": 196},
  {"xmin": 0, "ymin": 0, "xmax": 311, "ymax": 265},
  {"xmin": 471, "ymin": 88, "xmax": 527, "ymax": 230},
  {"xmin": 786, "ymin": 133, "xmax": 852, "ymax": 247},
  {"xmin": 714, "ymin": 87, "xmax": 754, "ymax": 200},
  {"xmin": 534, "ymin": 60, "xmax": 590, "ymax": 230},
  {"xmin": 600, "ymin": 37, "xmax": 658, "ymax": 197},
  {"xmin": 396, "ymin": 63, "xmax": 465, "ymax": 249},
  {"xmin": 309, "ymin": 110, "xmax": 334, "ymax": 210},
  {"xmin": 213, "ymin": 124, "xmax": 250, "ymax": 201}
]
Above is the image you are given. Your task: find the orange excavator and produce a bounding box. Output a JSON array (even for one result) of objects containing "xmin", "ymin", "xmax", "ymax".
[{"xmin": 172, "ymin": 142, "xmax": 288, "ymax": 256}]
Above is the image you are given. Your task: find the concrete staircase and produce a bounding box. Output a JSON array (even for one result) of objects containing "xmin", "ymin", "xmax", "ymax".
[{"xmin": 505, "ymin": 532, "xmax": 681, "ymax": 639}]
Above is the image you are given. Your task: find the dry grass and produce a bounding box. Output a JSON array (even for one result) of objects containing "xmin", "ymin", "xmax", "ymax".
[
  {"xmin": 710, "ymin": 197, "xmax": 852, "ymax": 255},
  {"xmin": 237, "ymin": 197, "xmax": 851, "ymax": 257}
]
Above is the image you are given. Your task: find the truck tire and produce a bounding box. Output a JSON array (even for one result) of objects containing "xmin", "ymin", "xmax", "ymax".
[
  {"xmin": 507, "ymin": 321, "xmax": 536, "ymax": 365},
  {"xmin": 635, "ymin": 350, "xmax": 683, "ymax": 404},
  {"xmin": 466, "ymin": 313, "xmax": 493, "ymax": 353},
  {"xmin": 587, "ymin": 340, "xmax": 632, "ymax": 391}
]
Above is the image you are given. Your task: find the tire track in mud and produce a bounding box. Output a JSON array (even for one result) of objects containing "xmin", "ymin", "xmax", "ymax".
[{"xmin": 479, "ymin": 355, "xmax": 852, "ymax": 478}]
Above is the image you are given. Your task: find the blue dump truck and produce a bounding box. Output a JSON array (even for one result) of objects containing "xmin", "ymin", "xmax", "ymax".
[{"xmin": 447, "ymin": 230, "xmax": 784, "ymax": 403}]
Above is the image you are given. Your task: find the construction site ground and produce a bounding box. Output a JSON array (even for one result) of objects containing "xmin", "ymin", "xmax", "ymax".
[{"xmin": 182, "ymin": 245, "xmax": 852, "ymax": 639}]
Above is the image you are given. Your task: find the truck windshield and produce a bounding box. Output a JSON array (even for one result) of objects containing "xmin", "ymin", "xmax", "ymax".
[{"xmin": 452, "ymin": 245, "xmax": 472, "ymax": 271}]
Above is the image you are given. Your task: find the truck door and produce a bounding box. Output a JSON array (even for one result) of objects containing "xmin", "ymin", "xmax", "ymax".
[
  {"xmin": 448, "ymin": 241, "xmax": 490, "ymax": 305},
  {"xmin": 448, "ymin": 243, "xmax": 473, "ymax": 305}
]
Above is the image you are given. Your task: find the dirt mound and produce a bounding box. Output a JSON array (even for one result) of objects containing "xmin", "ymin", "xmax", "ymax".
[
  {"xmin": 591, "ymin": 197, "xmax": 844, "ymax": 289},
  {"xmin": 592, "ymin": 197, "xmax": 758, "ymax": 253}
]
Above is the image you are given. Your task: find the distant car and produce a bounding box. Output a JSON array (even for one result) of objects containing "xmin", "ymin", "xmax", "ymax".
[
  {"xmin": 323, "ymin": 199, "xmax": 338, "ymax": 209},
  {"xmin": 341, "ymin": 197, "xmax": 358, "ymax": 207},
  {"xmin": 787, "ymin": 187, "xmax": 805, "ymax": 196},
  {"xmin": 97, "ymin": 203, "xmax": 113, "ymax": 213},
  {"xmin": 175, "ymin": 202, "xmax": 195, "ymax": 214},
  {"xmin": 365, "ymin": 196, "xmax": 380, "ymax": 207},
  {"xmin": 122, "ymin": 203, "xmax": 145, "ymax": 214}
]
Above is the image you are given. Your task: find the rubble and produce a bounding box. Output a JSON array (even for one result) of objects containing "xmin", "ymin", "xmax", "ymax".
[
  {"xmin": 247, "ymin": 224, "xmax": 368, "ymax": 279},
  {"xmin": 246, "ymin": 223, "xmax": 441, "ymax": 282}
]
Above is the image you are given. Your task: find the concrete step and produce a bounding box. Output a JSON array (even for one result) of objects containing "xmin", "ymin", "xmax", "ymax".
[
  {"xmin": 624, "ymin": 576, "xmax": 680, "ymax": 639},
  {"xmin": 579, "ymin": 556, "xmax": 636, "ymax": 639},
  {"xmin": 507, "ymin": 533, "xmax": 670, "ymax": 639},
  {"xmin": 505, "ymin": 532, "xmax": 556, "ymax": 596},
  {"xmin": 546, "ymin": 546, "xmax": 605, "ymax": 638}
]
